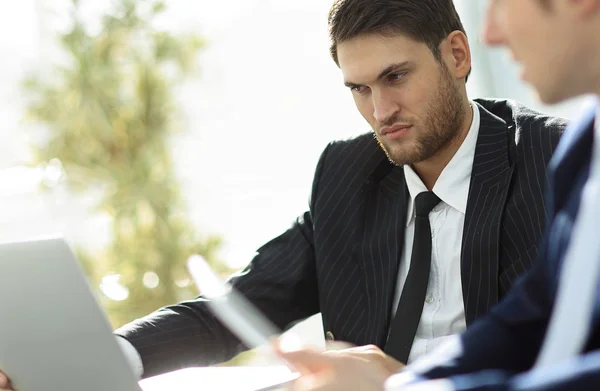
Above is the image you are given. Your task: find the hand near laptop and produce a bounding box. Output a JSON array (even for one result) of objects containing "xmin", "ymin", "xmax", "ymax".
[
  {"xmin": 276, "ymin": 344, "xmax": 390, "ymax": 391},
  {"xmin": 323, "ymin": 343, "xmax": 405, "ymax": 377},
  {"xmin": 0, "ymin": 371, "xmax": 14, "ymax": 391}
]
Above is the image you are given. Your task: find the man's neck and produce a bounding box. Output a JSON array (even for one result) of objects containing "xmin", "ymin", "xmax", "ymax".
[{"xmin": 412, "ymin": 100, "xmax": 474, "ymax": 190}]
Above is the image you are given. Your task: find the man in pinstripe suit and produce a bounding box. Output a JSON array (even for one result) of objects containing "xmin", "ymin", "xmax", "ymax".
[
  {"xmin": 100, "ymin": 0, "xmax": 566, "ymax": 380},
  {"xmin": 108, "ymin": 0, "xmax": 567, "ymax": 380},
  {"xmin": 0, "ymin": 1, "xmax": 568, "ymax": 388}
]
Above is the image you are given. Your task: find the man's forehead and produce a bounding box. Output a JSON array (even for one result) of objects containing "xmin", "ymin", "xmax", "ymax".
[{"xmin": 337, "ymin": 33, "xmax": 422, "ymax": 60}]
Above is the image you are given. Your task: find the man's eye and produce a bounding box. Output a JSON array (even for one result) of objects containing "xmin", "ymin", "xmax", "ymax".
[
  {"xmin": 389, "ymin": 72, "xmax": 406, "ymax": 81},
  {"xmin": 351, "ymin": 85, "xmax": 367, "ymax": 94}
]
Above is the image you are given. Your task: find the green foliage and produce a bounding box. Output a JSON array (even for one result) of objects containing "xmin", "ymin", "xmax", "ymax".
[{"xmin": 23, "ymin": 0, "xmax": 229, "ymax": 328}]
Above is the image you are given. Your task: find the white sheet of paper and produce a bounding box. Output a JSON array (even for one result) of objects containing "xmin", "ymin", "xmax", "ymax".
[{"xmin": 139, "ymin": 366, "xmax": 297, "ymax": 391}]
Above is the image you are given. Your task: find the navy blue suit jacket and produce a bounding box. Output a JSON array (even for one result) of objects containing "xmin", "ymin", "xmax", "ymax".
[{"xmin": 415, "ymin": 99, "xmax": 600, "ymax": 390}]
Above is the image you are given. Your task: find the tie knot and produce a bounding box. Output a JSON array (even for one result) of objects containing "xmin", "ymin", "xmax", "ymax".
[{"xmin": 415, "ymin": 191, "xmax": 441, "ymax": 217}]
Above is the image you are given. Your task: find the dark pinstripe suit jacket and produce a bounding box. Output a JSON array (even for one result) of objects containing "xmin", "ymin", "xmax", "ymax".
[{"xmin": 116, "ymin": 99, "xmax": 566, "ymax": 378}]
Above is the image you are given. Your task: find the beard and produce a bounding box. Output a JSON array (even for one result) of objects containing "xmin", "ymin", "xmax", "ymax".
[{"xmin": 375, "ymin": 63, "xmax": 466, "ymax": 166}]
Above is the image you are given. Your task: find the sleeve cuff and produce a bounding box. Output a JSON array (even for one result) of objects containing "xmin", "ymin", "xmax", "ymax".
[{"xmin": 116, "ymin": 335, "xmax": 144, "ymax": 380}]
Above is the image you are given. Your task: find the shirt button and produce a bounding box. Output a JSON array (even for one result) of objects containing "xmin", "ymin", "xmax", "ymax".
[
  {"xmin": 425, "ymin": 295, "xmax": 435, "ymax": 304},
  {"xmin": 325, "ymin": 331, "xmax": 335, "ymax": 341}
]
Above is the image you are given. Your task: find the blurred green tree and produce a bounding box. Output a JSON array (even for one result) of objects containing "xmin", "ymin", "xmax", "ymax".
[{"xmin": 22, "ymin": 0, "xmax": 229, "ymax": 328}]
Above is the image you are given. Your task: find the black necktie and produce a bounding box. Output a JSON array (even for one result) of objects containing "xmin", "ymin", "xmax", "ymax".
[{"xmin": 384, "ymin": 191, "xmax": 441, "ymax": 363}]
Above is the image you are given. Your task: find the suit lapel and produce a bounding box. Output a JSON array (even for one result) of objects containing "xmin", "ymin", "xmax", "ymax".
[
  {"xmin": 355, "ymin": 158, "xmax": 408, "ymax": 348},
  {"xmin": 461, "ymin": 103, "xmax": 515, "ymax": 325}
]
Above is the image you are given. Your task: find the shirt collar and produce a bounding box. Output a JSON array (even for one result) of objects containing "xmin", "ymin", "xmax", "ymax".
[{"xmin": 404, "ymin": 102, "xmax": 481, "ymax": 226}]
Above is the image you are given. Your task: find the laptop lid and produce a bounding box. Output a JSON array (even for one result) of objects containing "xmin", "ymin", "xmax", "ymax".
[{"xmin": 0, "ymin": 236, "xmax": 141, "ymax": 391}]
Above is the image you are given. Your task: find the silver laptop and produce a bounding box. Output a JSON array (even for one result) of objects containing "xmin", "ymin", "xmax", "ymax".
[
  {"xmin": 0, "ymin": 236, "xmax": 296, "ymax": 391},
  {"xmin": 0, "ymin": 236, "xmax": 142, "ymax": 391}
]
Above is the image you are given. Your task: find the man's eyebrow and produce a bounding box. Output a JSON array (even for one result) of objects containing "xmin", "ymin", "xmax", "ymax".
[
  {"xmin": 375, "ymin": 61, "xmax": 414, "ymax": 80},
  {"xmin": 344, "ymin": 61, "xmax": 415, "ymax": 88}
]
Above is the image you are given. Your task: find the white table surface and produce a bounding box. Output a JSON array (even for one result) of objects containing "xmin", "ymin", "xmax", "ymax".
[{"xmin": 139, "ymin": 366, "xmax": 297, "ymax": 391}]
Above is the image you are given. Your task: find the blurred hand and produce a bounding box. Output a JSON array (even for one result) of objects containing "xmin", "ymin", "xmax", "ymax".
[
  {"xmin": 323, "ymin": 344, "xmax": 405, "ymax": 377},
  {"xmin": 276, "ymin": 345, "xmax": 389, "ymax": 391},
  {"xmin": 0, "ymin": 371, "xmax": 14, "ymax": 391}
]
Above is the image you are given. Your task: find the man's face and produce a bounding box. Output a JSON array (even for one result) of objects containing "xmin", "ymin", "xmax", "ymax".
[
  {"xmin": 483, "ymin": 0, "xmax": 591, "ymax": 103},
  {"xmin": 337, "ymin": 33, "xmax": 466, "ymax": 166}
]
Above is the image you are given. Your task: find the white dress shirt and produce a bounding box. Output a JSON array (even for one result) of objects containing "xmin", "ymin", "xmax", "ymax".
[
  {"xmin": 392, "ymin": 102, "xmax": 480, "ymax": 363},
  {"xmin": 117, "ymin": 336, "xmax": 144, "ymax": 379}
]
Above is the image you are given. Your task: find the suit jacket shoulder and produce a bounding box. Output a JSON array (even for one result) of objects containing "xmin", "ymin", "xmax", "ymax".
[
  {"xmin": 472, "ymin": 98, "xmax": 568, "ymax": 297},
  {"xmin": 309, "ymin": 132, "xmax": 389, "ymax": 212},
  {"xmin": 317, "ymin": 133, "xmax": 385, "ymax": 179},
  {"xmin": 474, "ymin": 98, "xmax": 566, "ymax": 150}
]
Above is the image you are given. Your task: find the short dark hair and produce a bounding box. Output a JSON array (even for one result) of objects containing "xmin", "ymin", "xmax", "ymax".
[{"xmin": 328, "ymin": 0, "xmax": 471, "ymax": 81}]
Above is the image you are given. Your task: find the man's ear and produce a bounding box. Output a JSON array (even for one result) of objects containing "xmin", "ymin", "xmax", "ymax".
[{"xmin": 442, "ymin": 31, "xmax": 471, "ymax": 80}]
